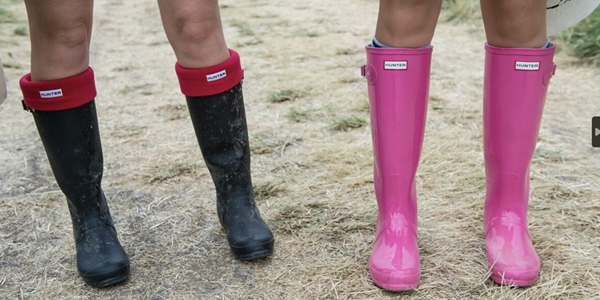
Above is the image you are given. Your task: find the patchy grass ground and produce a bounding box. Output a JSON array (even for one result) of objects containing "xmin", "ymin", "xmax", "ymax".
[{"xmin": 1, "ymin": 0, "xmax": 600, "ymax": 299}]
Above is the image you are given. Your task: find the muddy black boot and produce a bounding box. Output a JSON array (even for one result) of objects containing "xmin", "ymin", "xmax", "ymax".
[
  {"xmin": 186, "ymin": 82, "xmax": 274, "ymax": 260},
  {"xmin": 21, "ymin": 68, "xmax": 130, "ymax": 287},
  {"xmin": 176, "ymin": 49, "xmax": 274, "ymax": 260}
]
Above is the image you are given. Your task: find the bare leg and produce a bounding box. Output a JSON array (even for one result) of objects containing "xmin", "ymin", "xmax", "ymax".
[
  {"xmin": 481, "ymin": 0, "xmax": 547, "ymax": 47},
  {"xmin": 24, "ymin": 0, "xmax": 93, "ymax": 81},
  {"xmin": 157, "ymin": 0, "xmax": 229, "ymax": 67},
  {"xmin": 375, "ymin": 0, "xmax": 443, "ymax": 48}
]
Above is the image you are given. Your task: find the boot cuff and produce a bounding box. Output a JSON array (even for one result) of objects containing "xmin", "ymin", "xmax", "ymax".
[
  {"xmin": 20, "ymin": 67, "xmax": 97, "ymax": 111},
  {"xmin": 365, "ymin": 44, "xmax": 433, "ymax": 55},
  {"xmin": 175, "ymin": 49, "xmax": 244, "ymax": 97},
  {"xmin": 485, "ymin": 43, "xmax": 556, "ymax": 56}
]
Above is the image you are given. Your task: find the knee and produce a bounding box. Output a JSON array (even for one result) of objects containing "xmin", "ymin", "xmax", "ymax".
[
  {"xmin": 42, "ymin": 22, "xmax": 90, "ymax": 51},
  {"xmin": 28, "ymin": 20, "xmax": 91, "ymax": 79},
  {"xmin": 482, "ymin": 0, "xmax": 546, "ymax": 46},
  {"xmin": 160, "ymin": 5, "xmax": 228, "ymax": 67},
  {"xmin": 376, "ymin": 0, "xmax": 442, "ymax": 47},
  {"xmin": 172, "ymin": 16, "xmax": 220, "ymax": 46}
]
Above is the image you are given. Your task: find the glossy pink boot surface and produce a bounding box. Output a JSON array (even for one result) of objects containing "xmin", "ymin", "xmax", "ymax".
[
  {"xmin": 362, "ymin": 45, "xmax": 432, "ymax": 291},
  {"xmin": 483, "ymin": 43, "xmax": 556, "ymax": 286}
]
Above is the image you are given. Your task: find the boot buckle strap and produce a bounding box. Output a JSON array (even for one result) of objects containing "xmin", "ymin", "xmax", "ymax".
[
  {"xmin": 543, "ymin": 63, "xmax": 557, "ymax": 86},
  {"xmin": 361, "ymin": 64, "xmax": 378, "ymax": 85}
]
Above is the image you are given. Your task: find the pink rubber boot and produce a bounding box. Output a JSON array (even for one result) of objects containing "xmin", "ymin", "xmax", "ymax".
[
  {"xmin": 483, "ymin": 43, "xmax": 556, "ymax": 286},
  {"xmin": 361, "ymin": 45, "xmax": 432, "ymax": 291}
]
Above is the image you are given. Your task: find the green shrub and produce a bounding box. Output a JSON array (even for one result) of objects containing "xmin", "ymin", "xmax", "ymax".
[{"xmin": 558, "ymin": 6, "xmax": 600, "ymax": 65}]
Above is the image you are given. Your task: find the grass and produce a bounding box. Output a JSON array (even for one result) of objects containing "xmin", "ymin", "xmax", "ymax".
[
  {"xmin": 0, "ymin": 7, "xmax": 15, "ymax": 23},
  {"xmin": 268, "ymin": 89, "xmax": 303, "ymax": 103},
  {"xmin": 253, "ymin": 182, "xmax": 286, "ymax": 200},
  {"xmin": 147, "ymin": 164, "xmax": 199, "ymax": 183},
  {"xmin": 335, "ymin": 48, "xmax": 360, "ymax": 55},
  {"xmin": 272, "ymin": 202, "xmax": 374, "ymax": 233},
  {"xmin": 230, "ymin": 19, "xmax": 255, "ymax": 36},
  {"xmin": 250, "ymin": 134, "xmax": 301, "ymax": 155},
  {"xmin": 0, "ymin": 0, "xmax": 20, "ymax": 23},
  {"xmin": 234, "ymin": 37, "xmax": 263, "ymax": 47},
  {"xmin": 330, "ymin": 116, "xmax": 367, "ymax": 131},
  {"xmin": 119, "ymin": 83, "xmax": 154, "ymax": 95},
  {"xmin": 441, "ymin": 0, "xmax": 481, "ymax": 22},
  {"xmin": 13, "ymin": 25, "xmax": 27, "ymax": 36},
  {"xmin": 286, "ymin": 108, "xmax": 309, "ymax": 123}
]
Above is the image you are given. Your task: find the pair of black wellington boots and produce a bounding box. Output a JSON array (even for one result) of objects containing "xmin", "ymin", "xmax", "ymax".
[{"xmin": 27, "ymin": 81, "xmax": 273, "ymax": 287}]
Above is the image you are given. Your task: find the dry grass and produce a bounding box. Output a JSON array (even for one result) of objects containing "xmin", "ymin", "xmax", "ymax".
[
  {"xmin": 1, "ymin": 0, "xmax": 600, "ymax": 299},
  {"xmin": 442, "ymin": 0, "xmax": 482, "ymax": 23}
]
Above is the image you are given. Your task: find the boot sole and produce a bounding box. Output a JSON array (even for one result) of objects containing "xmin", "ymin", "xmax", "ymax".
[
  {"xmin": 82, "ymin": 265, "xmax": 131, "ymax": 288},
  {"xmin": 231, "ymin": 239, "xmax": 274, "ymax": 261},
  {"xmin": 370, "ymin": 269, "xmax": 420, "ymax": 291},
  {"xmin": 371, "ymin": 278, "xmax": 419, "ymax": 291},
  {"xmin": 489, "ymin": 272, "xmax": 538, "ymax": 287},
  {"xmin": 234, "ymin": 248, "xmax": 273, "ymax": 261},
  {"xmin": 487, "ymin": 260, "xmax": 540, "ymax": 287}
]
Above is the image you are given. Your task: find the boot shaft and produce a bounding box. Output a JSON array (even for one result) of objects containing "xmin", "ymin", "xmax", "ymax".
[
  {"xmin": 363, "ymin": 45, "xmax": 432, "ymax": 213},
  {"xmin": 483, "ymin": 44, "xmax": 556, "ymax": 177},
  {"xmin": 185, "ymin": 81, "xmax": 258, "ymax": 227},
  {"xmin": 185, "ymin": 82, "xmax": 252, "ymax": 193},
  {"xmin": 31, "ymin": 101, "xmax": 114, "ymax": 236},
  {"xmin": 483, "ymin": 44, "xmax": 556, "ymax": 223},
  {"xmin": 32, "ymin": 102, "xmax": 104, "ymax": 189},
  {"xmin": 363, "ymin": 46, "xmax": 430, "ymax": 291}
]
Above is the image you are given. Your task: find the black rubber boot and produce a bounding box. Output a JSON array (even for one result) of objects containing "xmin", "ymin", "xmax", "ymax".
[
  {"xmin": 186, "ymin": 82, "xmax": 274, "ymax": 260},
  {"xmin": 29, "ymin": 101, "xmax": 130, "ymax": 287}
]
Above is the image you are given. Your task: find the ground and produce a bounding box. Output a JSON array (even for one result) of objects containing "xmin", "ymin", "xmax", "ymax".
[{"xmin": 1, "ymin": 0, "xmax": 599, "ymax": 299}]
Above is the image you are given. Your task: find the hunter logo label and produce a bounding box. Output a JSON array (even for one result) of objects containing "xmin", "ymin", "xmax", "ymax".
[
  {"xmin": 515, "ymin": 61, "xmax": 540, "ymax": 71},
  {"xmin": 39, "ymin": 89, "xmax": 63, "ymax": 98},
  {"xmin": 206, "ymin": 70, "xmax": 227, "ymax": 82},
  {"xmin": 384, "ymin": 61, "xmax": 408, "ymax": 70}
]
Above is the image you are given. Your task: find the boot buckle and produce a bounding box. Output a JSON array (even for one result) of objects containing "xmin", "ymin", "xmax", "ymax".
[{"xmin": 22, "ymin": 100, "xmax": 35, "ymax": 112}]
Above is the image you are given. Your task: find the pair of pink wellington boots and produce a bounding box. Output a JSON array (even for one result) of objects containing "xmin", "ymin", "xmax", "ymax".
[{"xmin": 362, "ymin": 43, "xmax": 556, "ymax": 290}]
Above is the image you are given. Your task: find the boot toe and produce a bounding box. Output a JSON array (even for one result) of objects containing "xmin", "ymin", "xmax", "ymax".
[
  {"xmin": 229, "ymin": 234, "xmax": 274, "ymax": 260},
  {"xmin": 76, "ymin": 226, "xmax": 131, "ymax": 287},
  {"xmin": 488, "ymin": 261, "xmax": 539, "ymax": 286},
  {"xmin": 369, "ymin": 265, "xmax": 420, "ymax": 291},
  {"xmin": 79, "ymin": 258, "xmax": 131, "ymax": 288},
  {"xmin": 223, "ymin": 209, "xmax": 275, "ymax": 260},
  {"xmin": 368, "ymin": 220, "xmax": 420, "ymax": 291},
  {"xmin": 485, "ymin": 221, "xmax": 540, "ymax": 286}
]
